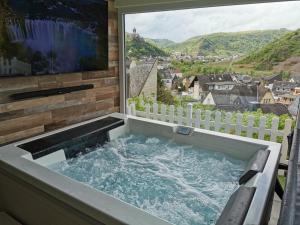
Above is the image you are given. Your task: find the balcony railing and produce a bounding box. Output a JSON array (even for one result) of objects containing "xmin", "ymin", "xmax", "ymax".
[{"xmin": 127, "ymin": 102, "xmax": 293, "ymax": 164}]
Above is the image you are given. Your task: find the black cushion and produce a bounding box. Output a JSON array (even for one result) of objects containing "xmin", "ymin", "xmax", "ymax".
[
  {"xmin": 239, "ymin": 150, "xmax": 270, "ymax": 185},
  {"xmin": 216, "ymin": 186, "xmax": 256, "ymax": 225}
]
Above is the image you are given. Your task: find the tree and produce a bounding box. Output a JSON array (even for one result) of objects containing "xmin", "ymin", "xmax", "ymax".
[{"xmin": 157, "ymin": 73, "xmax": 175, "ymax": 105}]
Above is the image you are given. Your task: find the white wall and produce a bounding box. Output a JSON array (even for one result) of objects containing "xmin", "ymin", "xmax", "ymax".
[
  {"xmin": 202, "ymin": 92, "xmax": 215, "ymax": 105},
  {"xmin": 193, "ymin": 81, "xmax": 200, "ymax": 100},
  {"xmin": 116, "ymin": 0, "xmax": 294, "ymax": 13}
]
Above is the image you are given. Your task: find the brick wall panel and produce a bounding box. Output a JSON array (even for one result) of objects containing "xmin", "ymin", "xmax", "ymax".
[
  {"xmin": 0, "ymin": 0, "xmax": 120, "ymax": 145},
  {"xmin": 0, "ymin": 112, "xmax": 52, "ymax": 135}
]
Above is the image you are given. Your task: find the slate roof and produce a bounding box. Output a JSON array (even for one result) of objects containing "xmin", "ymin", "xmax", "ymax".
[
  {"xmin": 207, "ymin": 74, "xmax": 233, "ymax": 82},
  {"xmin": 273, "ymin": 81, "xmax": 297, "ymax": 88},
  {"xmin": 263, "ymin": 74, "xmax": 282, "ymax": 82},
  {"xmin": 211, "ymin": 94, "xmax": 238, "ymax": 106},
  {"xmin": 212, "ymin": 96, "xmax": 256, "ymax": 112},
  {"xmin": 128, "ymin": 60, "xmax": 156, "ymax": 97},
  {"xmin": 208, "ymin": 84, "xmax": 258, "ymax": 111},
  {"xmin": 211, "ymin": 84, "xmax": 257, "ymax": 97},
  {"xmin": 260, "ymin": 103, "xmax": 290, "ymax": 116},
  {"xmin": 206, "ymin": 81, "xmax": 236, "ymax": 85},
  {"xmin": 272, "ymin": 81, "xmax": 297, "ymax": 95}
]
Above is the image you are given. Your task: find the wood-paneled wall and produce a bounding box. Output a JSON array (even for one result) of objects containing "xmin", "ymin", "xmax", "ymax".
[{"xmin": 0, "ymin": 0, "xmax": 120, "ymax": 145}]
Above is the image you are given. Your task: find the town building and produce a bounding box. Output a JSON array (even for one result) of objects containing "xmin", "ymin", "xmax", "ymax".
[
  {"xmin": 276, "ymin": 94, "xmax": 296, "ymax": 105},
  {"xmin": 202, "ymin": 84, "xmax": 257, "ymax": 112},
  {"xmin": 187, "ymin": 74, "xmax": 234, "ymax": 100},
  {"xmin": 272, "ymin": 81, "xmax": 297, "ymax": 95},
  {"xmin": 261, "ymin": 90, "xmax": 276, "ymax": 104},
  {"xmin": 159, "ymin": 69, "xmax": 173, "ymax": 90},
  {"xmin": 170, "ymin": 69, "xmax": 183, "ymax": 79},
  {"xmin": 270, "ymin": 81, "xmax": 300, "ymax": 105}
]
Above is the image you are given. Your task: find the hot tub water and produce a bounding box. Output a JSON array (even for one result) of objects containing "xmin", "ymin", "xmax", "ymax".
[{"xmin": 48, "ymin": 134, "xmax": 246, "ymax": 225}]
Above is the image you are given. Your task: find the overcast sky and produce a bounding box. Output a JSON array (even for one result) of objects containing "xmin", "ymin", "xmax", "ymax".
[{"xmin": 125, "ymin": 1, "xmax": 300, "ymax": 43}]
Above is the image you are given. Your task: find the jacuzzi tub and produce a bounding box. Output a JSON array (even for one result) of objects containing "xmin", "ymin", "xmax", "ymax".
[{"xmin": 0, "ymin": 113, "xmax": 281, "ymax": 225}]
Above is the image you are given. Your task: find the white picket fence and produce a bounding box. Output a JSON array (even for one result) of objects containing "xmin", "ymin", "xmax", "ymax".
[
  {"xmin": 127, "ymin": 102, "xmax": 293, "ymax": 164},
  {"xmin": 0, "ymin": 57, "xmax": 31, "ymax": 76}
]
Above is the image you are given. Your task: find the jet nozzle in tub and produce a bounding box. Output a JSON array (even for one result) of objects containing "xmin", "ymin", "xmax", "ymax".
[{"xmin": 175, "ymin": 126, "xmax": 194, "ymax": 135}]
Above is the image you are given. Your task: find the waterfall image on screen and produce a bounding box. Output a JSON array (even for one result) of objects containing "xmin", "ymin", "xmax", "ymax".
[{"xmin": 0, "ymin": 0, "xmax": 108, "ymax": 76}]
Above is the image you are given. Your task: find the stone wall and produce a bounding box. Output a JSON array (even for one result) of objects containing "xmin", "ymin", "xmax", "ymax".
[{"xmin": 0, "ymin": 0, "xmax": 119, "ymax": 145}]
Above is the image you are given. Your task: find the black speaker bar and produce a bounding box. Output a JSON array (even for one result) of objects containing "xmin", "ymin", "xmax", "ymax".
[{"xmin": 10, "ymin": 84, "xmax": 94, "ymax": 101}]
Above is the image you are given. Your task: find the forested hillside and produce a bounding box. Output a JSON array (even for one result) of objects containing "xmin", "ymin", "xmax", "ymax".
[
  {"xmin": 166, "ymin": 29, "xmax": 289, "ymax": 57},
  {"xmin": 144, "ymin": 38, "xmax": 175, "ymax": 48},
  {"xmin": 238, "ymin": 29, "xmax": 300, "ymax": 70}
]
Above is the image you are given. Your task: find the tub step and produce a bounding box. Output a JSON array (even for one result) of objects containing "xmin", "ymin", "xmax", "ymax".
[{"xmin": 18, "ymin": 116, "xmax": 124, "ymax": 159}]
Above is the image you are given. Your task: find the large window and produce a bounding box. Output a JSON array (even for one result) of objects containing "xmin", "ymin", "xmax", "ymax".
[{"xmin": 124, "ymin": 1, "xmax": 299, "ymax": 142}]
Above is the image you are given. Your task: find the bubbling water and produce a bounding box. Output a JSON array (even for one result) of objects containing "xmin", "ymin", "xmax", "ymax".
[{"xmin": 48, "ymin": 134, "xmax": 246, "ymax": 225}]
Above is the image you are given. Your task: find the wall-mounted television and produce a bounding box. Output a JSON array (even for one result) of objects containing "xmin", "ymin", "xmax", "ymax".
[{"xmin": 0, "ymin": 0, "xmax": 108, "ymax": 77}]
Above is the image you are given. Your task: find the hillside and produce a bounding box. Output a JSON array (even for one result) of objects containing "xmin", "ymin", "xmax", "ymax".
[
  {"xmin": 238, "ymin": 29, "xmax": 300, "ymax": 70},
  {"xmin": 126, "ymin": 33, "xmax": 169, "ymax": 59},
  {"xmin": 145, "ymin": 38, "xmax": 175, "ymax": 48},
  {"xmin": 167, "ymin": 29, "xmax": 289, "ymax": 57}
]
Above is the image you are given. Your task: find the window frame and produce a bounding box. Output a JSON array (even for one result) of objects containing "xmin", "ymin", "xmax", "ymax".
[{"xmin": 117, "ymin": 0, "xmax": 293, "ymax": 113}]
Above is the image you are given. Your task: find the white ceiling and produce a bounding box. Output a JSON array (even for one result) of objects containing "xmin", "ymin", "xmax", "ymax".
[{"xmin": 115, "ymin": 0, "xmax": 299, "ymax": 13}]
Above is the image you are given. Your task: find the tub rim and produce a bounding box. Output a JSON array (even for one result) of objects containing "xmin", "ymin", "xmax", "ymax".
[{"xmin": 0, "ymin": 113, "xmax": 281, "ymax": 225}]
